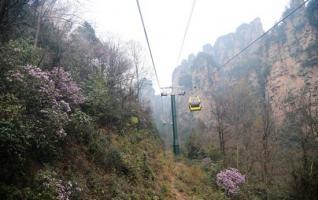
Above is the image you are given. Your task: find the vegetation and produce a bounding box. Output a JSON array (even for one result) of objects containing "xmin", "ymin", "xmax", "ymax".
[
  {"xmin": 0, "ymin": 0, "xmax": 229, "ymax": 199},
  {"xmin": 1, "ymin": 0, "xmax": 318, "ymax": 199}
]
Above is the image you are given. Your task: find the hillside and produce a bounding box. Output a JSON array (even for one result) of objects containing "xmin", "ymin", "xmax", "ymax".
[{"xmin": 0, "ymin": 1, "xmax": 228, "ymax": 199}]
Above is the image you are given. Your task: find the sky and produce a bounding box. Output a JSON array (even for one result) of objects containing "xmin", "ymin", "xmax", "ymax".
[{"xmin": 82, "ymin": 0, "xmax": 290, "ymax": 89}]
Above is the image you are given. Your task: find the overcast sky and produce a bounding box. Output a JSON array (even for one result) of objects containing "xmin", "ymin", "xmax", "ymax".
[{"xmin": 82, "ymin": 0, "xmax": 290, "ymax": 89}]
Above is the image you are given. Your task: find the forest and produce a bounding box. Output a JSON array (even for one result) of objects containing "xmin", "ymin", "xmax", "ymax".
[{"xmin": 0, "ymin": 0, "xmax": 318, "ymax": 200}]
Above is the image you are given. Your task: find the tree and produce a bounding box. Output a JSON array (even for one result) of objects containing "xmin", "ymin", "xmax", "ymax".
[
  {"xmin": 211, "ymin": 90, "xmax": 226, "ymax": 159},
  {"xmin": 212, "ymin": 80, "xmax": 261, "ymax": 170},
  {"xmin": 283, "ymin": 88, "xmax": 318, "ymax": 199},
  {"xmin": 0, "ymin": 0, "xmax": 30, "ymax": 41}
]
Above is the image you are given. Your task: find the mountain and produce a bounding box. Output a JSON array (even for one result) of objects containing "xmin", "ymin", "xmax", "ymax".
[{"xmin": 172, "ymin": 0, "xmax": 318, "ymax": 129}]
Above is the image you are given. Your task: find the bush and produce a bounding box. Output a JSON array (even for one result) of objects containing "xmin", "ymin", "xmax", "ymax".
[
  {"xmin": 216, "ymin": 168, "xmax": 246, "ymax": 196},
  {"xmin": 106, "ymin": 149, "xmax": 131, "ymax": 176},
  {"xmin": 7, "ymin": 66, "xmax": 85, "ymax": 161},
  {"xmin": 88, "ymin": 132, "xmax": 110, "ymax": 165},
  {"xmin": 290, "ymin": 160, "xmax": 318, "ymax": 200},
  {"xmin": 32, "ymin": 169, "xmax": 82, "ymax": 200},
  {"xmin": 0, "ymin": 121, "xmax": 30, "ymax": 183},
  {"xmin": 83, "ymin": 74, "xmax": 121, "ymax": 128},
  {"xmin": 0, "ymin": 39, "xmax": 41, "ymax": 73},
  {"xmin": 0, "ymin": 94, "xmax": 30, "ymax": 183},
  {"xmin": 185, "ymin": 132, "xmax": 207, "ymax": 159},
  {"xmin": 66, "ymin": 110, "xmax": 94, "ymax": 144}
]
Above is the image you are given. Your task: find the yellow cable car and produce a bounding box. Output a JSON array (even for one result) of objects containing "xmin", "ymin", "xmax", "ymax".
[{"xmin": 188, "ymin": 96, "xmax": 202, "ymax": 112}]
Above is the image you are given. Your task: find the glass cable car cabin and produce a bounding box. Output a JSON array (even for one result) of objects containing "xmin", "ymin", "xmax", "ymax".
[{"xmin": 188, "ymin": 96, "xmax": 202, "ymax": 112}]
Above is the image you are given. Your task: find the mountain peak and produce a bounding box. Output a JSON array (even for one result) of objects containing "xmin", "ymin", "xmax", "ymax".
[{"xmin": 213, "ymin": 18, "xmax": 264, "ymax": 65}]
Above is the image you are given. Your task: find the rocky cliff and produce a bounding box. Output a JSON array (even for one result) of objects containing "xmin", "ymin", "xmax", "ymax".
[{"xmin": 172, "ymin": 0, "xmax": 318, "ymax": 137}]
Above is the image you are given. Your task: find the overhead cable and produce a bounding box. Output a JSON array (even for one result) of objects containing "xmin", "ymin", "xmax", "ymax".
[
  {"xmin": 136, "ymin": 0, "xmax": 161, "ymax": 88},
  {"xmin": 176, "ymin": 0, "xmax": 197, "ymax": 66}
]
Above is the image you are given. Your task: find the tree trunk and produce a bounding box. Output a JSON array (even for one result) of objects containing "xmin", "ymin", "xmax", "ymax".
[
  {"xmin": 133, "ymin": 58, "xmax": 139, "ymax": 100},
  {"xmin": 216, "ymin": 106, "xmax": 226, "ymax": 166},
  {"xmin": 34, "ymin": 13, "xmax": 41, "ymax": 47}
]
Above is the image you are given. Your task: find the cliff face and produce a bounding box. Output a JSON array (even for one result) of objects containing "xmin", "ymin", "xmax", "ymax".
[
  {"xmin": 262, "ymin": 5, "xmax": 318, "ymax": 122},
  {"xmin": 172, "ymin": 0, "xmax": 318, "ymax": 133},
  {"xmin": 172, "ymin": 17, "xmax": 266, "ymax": 135}
]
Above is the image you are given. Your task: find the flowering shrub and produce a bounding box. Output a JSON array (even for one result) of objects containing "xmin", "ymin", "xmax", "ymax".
[
  {"xmin": 1, "ymin": 65, "xmax": 87, "ymax": 163},
  {"xmin": 22, "ymin": 66, "xmax": 85, "ymax": 107},
  {"xmin": 10, "ymin": 65, "xmax": 85, "ymax": 138},
  {"xmin": 50, "ymin": 67, "xmax": 85, "ymax": 105},
  {"xmin": 216, "ymin": 168, "xmax": 245, "ymax": 196},
  {"xmin": 37, "ymin": 169, "xmax": 82, "ymax": 200}
]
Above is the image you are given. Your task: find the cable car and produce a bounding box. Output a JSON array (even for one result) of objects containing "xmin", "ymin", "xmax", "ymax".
[{"xmin": 189, "ymin": 96, "xmax": 202, "ymax": 112}]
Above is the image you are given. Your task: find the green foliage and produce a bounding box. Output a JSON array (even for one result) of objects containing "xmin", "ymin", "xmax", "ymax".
[
  {"xmin": 85, "ymin": 128, "xmax": 173, "ymax": 199},
  {"xmin": 28, "ymin": 168, "xmax": 82, "ymax": 200},
  {"xmin": 0, "ymin": 64, "xmax": 85, "ymax": 193},
  {"xmin": 236, "ymin": 183, "xmax": 290, "ymax": 200},
  {"xmin": 0, "ymin": 0, "xmax": 31, "ymax": 41},
  {"xmin": 83, "ymin": 74, "xmax": 120, "ymax": 127},
  {"xmin": 130, "ymin": 116, "xmax": 139, "ymax": 125},
  {"xmin": 306, "ymin": 0, "xmax": 318, "ymax": 29},
  {"xmin": 0, "ymin": 184, "xmax": 34, "ymax": 200},
  {"xmin": 66, "ymin": 110, "xmax": 95, "ymax": 144},
  {"xmin": 88, "ymin": 131, "xmax": 111, "ymax": 164},
  {"xmin": 0, "ymin": 39, "xmax": 41, "ymax": 69},
  {"xmin": 290, "ymin": 159, "xmax": 318, "ymax": 200},
  {"xmin": 186, "ymin": 131, "xmax": 208, "ymax": 159},
  {"xmin": 5, "ymin": 66, "xmax": 84, "ymax": 162},
  {"xmin": 278, "ymin": 91, "xmax": 318, "ymax": 199},
  {"xmin": 0, "ymin": 93, "xmax": 25, "ymax": 125},
  {"xmin": 0, "ymin": 121, "xmax": 30, "ymax": 183},
  {"xmin": 0, "ymin": 93, "xmax": 30, "ymax": 183},
  {"xmin": 185, "ymin": 130, "xmax": 223, "ymax": 182},
  {"xmin": 174, "ymin": 162, "xmax": 228, "ymax": 200},
  {"xmin": 0, "ymin": 39, "xmax": 42, "ymax": 92},
  {"xmin": 0, "ymin": 168, "xmax": 82, "ymax": 200},
  {"xmin": 105, "ymin": 147, "xmax": 133, "ymax": 177}
]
